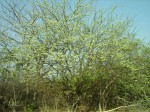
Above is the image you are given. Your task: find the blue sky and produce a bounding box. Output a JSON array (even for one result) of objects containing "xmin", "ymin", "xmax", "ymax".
[
  {"xmin": 0, "ymin": 0, "xmax": 150, "ymax": 43},
  {"xmin": 96, "ymin": 0, "xmax": 150, "ymax": 43}
]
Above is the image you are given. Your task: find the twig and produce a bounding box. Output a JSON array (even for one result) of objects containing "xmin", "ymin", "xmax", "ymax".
[{"xmin": 103, "ymin": 104, "xmax": 138, "ymax": 112}]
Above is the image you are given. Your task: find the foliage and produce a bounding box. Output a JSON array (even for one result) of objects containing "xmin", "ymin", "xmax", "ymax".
[{"xmin": 0, "ymin": 0, "xmax": 150, "ymax": 111}]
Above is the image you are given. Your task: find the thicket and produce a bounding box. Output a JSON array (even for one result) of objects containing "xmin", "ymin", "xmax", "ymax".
[{"xmin": 0, "ymin": 0, "xmax": 150, "ymax": 112}]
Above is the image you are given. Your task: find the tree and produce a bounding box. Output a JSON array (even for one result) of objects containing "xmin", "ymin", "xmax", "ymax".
[{"xmin": 0, "ymin": 0, "xmax": 149, "ymax": 111}]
